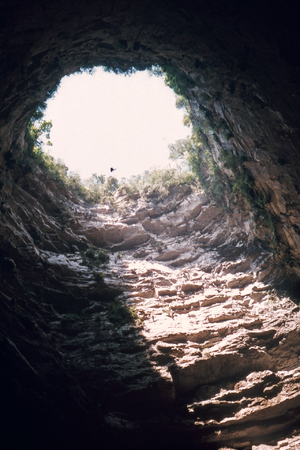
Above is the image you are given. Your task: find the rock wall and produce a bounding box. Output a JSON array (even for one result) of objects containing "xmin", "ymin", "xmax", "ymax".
[
  {"xmin": 1, "ymin": 1, "xmax": 300, "ymax": 449},
  {"xmin": 1, "ymin": 170, "xmax": 300, "ymax": 449}
]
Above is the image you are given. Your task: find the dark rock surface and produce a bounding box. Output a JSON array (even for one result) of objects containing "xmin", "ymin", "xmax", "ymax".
[{"xmin": 1, "ymin": 1, "xmax": 300, "ymax": 449}]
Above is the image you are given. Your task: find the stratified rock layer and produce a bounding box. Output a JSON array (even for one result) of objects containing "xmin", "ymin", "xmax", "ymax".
[
  {"xmin": 1, "ymin": 1, "xmax": 300, "ymax": 449},
  {"xmin": 1, "ymin": 171, "xmax": 300, "ymax": 450}
]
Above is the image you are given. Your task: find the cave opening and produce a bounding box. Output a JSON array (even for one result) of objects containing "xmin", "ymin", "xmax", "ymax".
[
  {"xmin": 2, "ymin": 1, "xmax": 300, "ymax": 449},
  {"xmin": 41, "ymin": 66, "xmax": 191, "ymax": 182}
]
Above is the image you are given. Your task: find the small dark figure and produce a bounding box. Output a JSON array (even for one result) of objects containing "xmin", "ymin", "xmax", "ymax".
[{"xmin": 110, "ymin": 167, "xmax": 116, "ymax": 172}]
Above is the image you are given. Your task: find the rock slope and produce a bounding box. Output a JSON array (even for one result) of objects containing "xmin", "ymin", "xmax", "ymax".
[
  {"xmin": 76, "ymin": 190, "xmax": 300, "ymax": 449},
  {"xmin": 1, "ymin": 174, "xmax": 300, "ymax": 449}
]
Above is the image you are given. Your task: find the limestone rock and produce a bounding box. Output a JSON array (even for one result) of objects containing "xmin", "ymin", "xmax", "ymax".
[
  {"xmin": 142, "ymin": 218, "xmax": 166, "ymax": 235},
  {"xmin": 2, "ymin": 1, "xmax": 300, "ymax": 448},
  {"xmin": 154, "ymin": 250, "xmax": 181, "ymax": 261},
  {"xmin": 112, "ymin": 224, "xmax": 150, "ymax": 250},
  {"xmin": 181, "ymin": 282, "xmax": 203, "ymax": 293},
  {"xmin": 192, "ymin": 205, "xmax": 223, "ymax": 231},
  {"xmin": 84, "ymin": 222, "xmax": 150, "ymax": 250}
]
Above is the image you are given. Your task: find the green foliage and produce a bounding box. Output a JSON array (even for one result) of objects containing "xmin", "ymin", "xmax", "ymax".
[
  {"xmin": 102, "ymin": 62, "xmax": 155, "ymax": 77},
  {"xmin": 93, "ymin": 271, "xmax": 104, "ymax": 283},
  {"xmin": 107, "ymin": 299, "xmax": 136, "ymax": 328},
  {"xmin": 183, "ymin": 114, "xmax": 192, "ymax": 127},
  {"xmin": 146, "ymin": 65, "xmax": 163, "ymax": 77},
  {"xmin": 25, "ymin": 107, "xmax": 53, "ymax": 157},
  {"xmin": 175, "ymin": 95, "xmax": 188, "ymax": 109},
  {"xmin": 91, "ymin": 173, "xmax": 105, "ymax": 185},
  {"xmin": 35, "ymin": 150, "xmax": 92, "ymax": 200},
  {"xmin": 219, "ymin": 148, "xmax": 276, "ymax": 231},
  {"xmin": 82, "ymin": 175, "xmax": 119, "ymax": 204},
  {"xmin": 24, "ymin": 107, "xmax": 63, "ymax": 175},
  {"xmin": 24, "ymin": 108, "xmax": 110, "ymax": 202},
  {"xmin": 24, "ymin": 110, "xmax": 196, "ymax": 205},
  {"xmin": 23, "ymin": 69, "xmax": 197, "ymax": 206},
  {"xmin": 220, "ymin": 150, "xmax": 255, "ymax": 202},
  {"xmin": 40, "ymin": 153, "xmax": 68, "ymax": 180},
  {"xmin": 169, "ymin": 138, "xmax": 194, "ymax": 160},
  {"xmin": 82, "ymin": 247, "xmax": 110, "ymax": 268},
  {"xmin": 148, "ymin": 64, "xmax": 194, "ymax": 98},
  {"xmin": 103, "ymin": 65, "xmax": 137, "ymax": 76},
  {"xmin": 169, "ymin": 126, "xmax": 230, "ymax": 204},
  {"xmin": 162, "ymin": 64, "xmax": 194, "ymax": 97},
  {"xmin": 117, "ymin": 167, "xmax": 197, "ymax": 200},
  {"xmin": 168, "ymin": 103, "xmax": 280, "ymax": 249}
]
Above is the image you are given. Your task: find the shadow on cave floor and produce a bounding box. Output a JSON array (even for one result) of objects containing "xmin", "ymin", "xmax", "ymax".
[{"xmin": 0, "ymin": 248, "xmax": 201, "ymax": 450}]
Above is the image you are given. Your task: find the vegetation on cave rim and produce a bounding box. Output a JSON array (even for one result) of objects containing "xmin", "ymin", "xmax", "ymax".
[
  {"xmin": 148, "ymin": 64, "xmax": 196, "ymax": 98},
  {"xmin": 99, "ymin": 62, "xmax": 195, "ymax": 98},
  {"xmin": 23, "ymin": 63, "xmax": 286, "ymax": 260},
  {"xmin": 23, "ymin": 101, "xmax": 198, "ymax": 205},
  {"xmin": 22, "ymin": 63, "xmax": 196, "ymax": 200}
]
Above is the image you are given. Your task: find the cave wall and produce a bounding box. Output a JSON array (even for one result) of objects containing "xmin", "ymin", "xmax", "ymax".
[{"xmin": 1, "ymin": 1, "xmax": 300, "ymax": 449}]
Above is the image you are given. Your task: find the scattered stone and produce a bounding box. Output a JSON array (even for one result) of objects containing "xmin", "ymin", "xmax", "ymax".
[
  {"xmin": 181, "ymin": 282, "xmax": 203, "ymax": 293},
  {"xmin": 155, "ymin": 250, "xmax": 181, "ymax": 261},
  {"xmin": 201, "ymin": 294, "xmax": 229, "ymax": 307},
  {"xmin": 156, "ymin": 288, "xmax": 177, "ymax": 296}
]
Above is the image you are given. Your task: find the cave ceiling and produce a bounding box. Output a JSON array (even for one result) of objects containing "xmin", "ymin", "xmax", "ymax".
[{"xmin": 1, "ymin": 0, "xmax": 299, "ymax": 141}]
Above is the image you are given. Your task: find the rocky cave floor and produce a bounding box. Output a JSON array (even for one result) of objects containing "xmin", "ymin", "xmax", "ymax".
[{"xmin": 1, "ymin": 173, "xmax": 300, "ymax": 450}]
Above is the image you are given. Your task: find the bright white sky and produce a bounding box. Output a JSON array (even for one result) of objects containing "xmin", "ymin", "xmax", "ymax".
[{"xmin": 43, "ymin": 67, "xmax": 190, "ymax": 181}]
